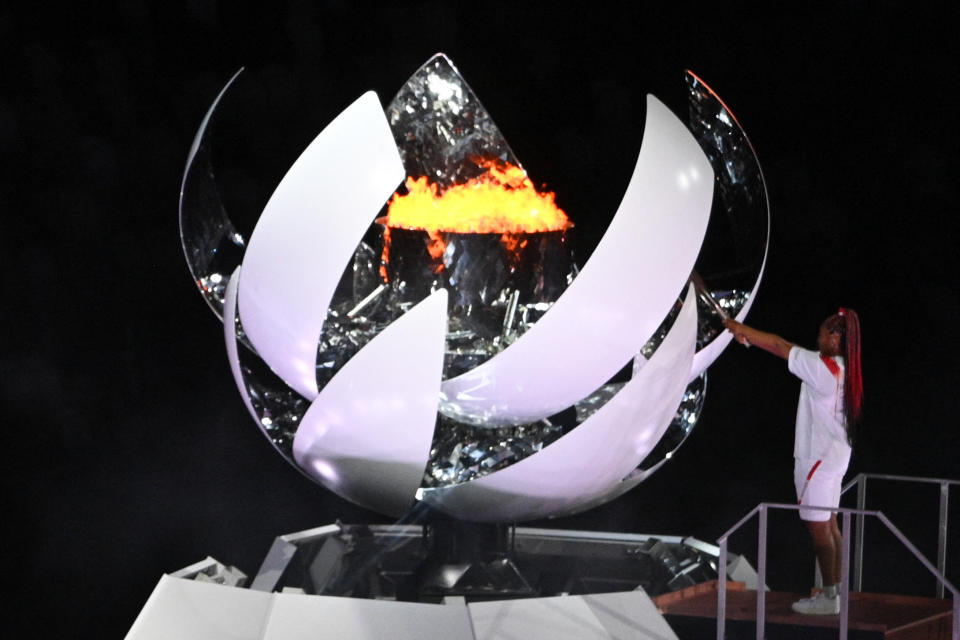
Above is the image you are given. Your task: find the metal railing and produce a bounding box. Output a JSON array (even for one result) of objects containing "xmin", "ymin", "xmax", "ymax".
[
  {"xmin": 843, "ymin": 472, "xmax": 959, "ymax": 598},
  {"xmin": 716, "ymin": 502, "xmax": 959, "ymax": 640}
]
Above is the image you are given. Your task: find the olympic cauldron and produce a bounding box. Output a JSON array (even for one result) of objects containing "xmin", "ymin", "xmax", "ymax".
[{"xmin": 179, "ymin": 54, "xmax": 769, "ymax": 522}]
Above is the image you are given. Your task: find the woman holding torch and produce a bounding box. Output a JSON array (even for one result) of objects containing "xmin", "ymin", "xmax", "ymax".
[{"xmin": 723, "ymin": 309, "xmax": 863, "ymax": 615}]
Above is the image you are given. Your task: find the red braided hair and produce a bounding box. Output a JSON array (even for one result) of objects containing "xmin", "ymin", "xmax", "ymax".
[{"xmin": 825, "ymin": 308, "xmax": 863, "ymax": 443}]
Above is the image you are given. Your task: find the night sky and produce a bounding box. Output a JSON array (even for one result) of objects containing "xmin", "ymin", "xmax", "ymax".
[{"xmin": 2, "ymin": 2, "xmax": 958, "ymax": 637}]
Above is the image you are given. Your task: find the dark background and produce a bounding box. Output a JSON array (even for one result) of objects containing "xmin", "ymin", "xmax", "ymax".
[{"xmin": 2, "ymin": 1, "xmax": 957, "ymax": 637}]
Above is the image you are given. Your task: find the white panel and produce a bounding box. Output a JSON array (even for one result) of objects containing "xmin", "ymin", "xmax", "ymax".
[
  {"xmin": 469, "ymin": 595, "xmax": 610, "ymax": 640},
  {"xmin": 582, "ymin": 591, "xmax": 679, "ymax": 640},
  {"xmin": 292, "ymin": 290, "xmax": 447, "ymax": 517},
  {"xmin": 440, "ymin": 95, "xmax": 713, "ymax": 425},
  {"xmin": 560, "ymin": 466, "xmax": 656, "ymax": 518},
  {"xmin": 237, "ymin": 91, "xmax": 405, "ymax": 400},
  {"xmin": 223, "ymin": 266, "xmax": 272, "ymax": 443},
  {"xmin": 250, "ymin": 524, "xmax": 342, "ymax": 593},
  {"xmin": 263, "ymin": 592, "xmax": 473, "ymax": 640},
  {"xmin": 422, "ymin": 286, "xmax": 698, "ymax": 522},
  {"xmin": 125, "ymin": 575, "xmax": 271, "ymax": 640}
]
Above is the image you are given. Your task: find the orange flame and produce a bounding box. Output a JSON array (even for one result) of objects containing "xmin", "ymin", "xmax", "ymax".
[
  {"xmin": 379, "ymin": 159, "xmax": 571, "ymax": 281},
  {"xmin": 384, "ymin": 159, "xmax": 571, "ymax": 234}
]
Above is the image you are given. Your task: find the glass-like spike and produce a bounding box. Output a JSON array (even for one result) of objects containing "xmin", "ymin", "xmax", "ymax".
[
  {"xmin": 316, "ymin": 54, "xmax": 576, "ymax": 397},
  {"xmin": 385, "ymin": 53, "xmax": 524, "ymax": 189}
]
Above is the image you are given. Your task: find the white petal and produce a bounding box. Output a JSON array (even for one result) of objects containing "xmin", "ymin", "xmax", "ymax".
[
  {"xmin": 292, "ymin": 290, "xmax": 447, "ymax": 517},
  {"xmin": 422, "ymin": 285, "xmax": 698, "ymax": 521},
  {"xmin": 238, "ymin": 92, "xmax": 405, "ymax": 400},
  {"xmin": 440, "ymin": 96, "xmax": 713, "ymax": 425}
]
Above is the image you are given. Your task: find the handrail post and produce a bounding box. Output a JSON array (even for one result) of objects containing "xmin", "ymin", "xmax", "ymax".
[
  {"xmin": 854, "ymin": 474, "xmax": 867, "ymax": 592},
  {"xmin": 840, "ymin": 510, "xmax": 851, "ymax": 640},
  {"xmin": 938, "ymin": 482, "xmax": 949, "ymax": 599},
  {"xmin": 756, "ymin": 504, "xmax": 768, "ymax": 640},
  {"xmin": 717, "ymin": 539, "xmax": 727, "ymax": 640},
  {"xmin": 952, "ymin": 592, "xmax": 958, "ymax": 640}
]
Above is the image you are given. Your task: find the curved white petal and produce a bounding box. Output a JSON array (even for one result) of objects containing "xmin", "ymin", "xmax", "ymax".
[
  {"xmin": 224, "ymin": 266, "xmax": 266, "ymax": 432},
  {"xmin": 237, "ymin": 92, "xmax": 405, "ymax": 400},
  {"xmin": 560, "ymin": 460, "xmax": 663, "ymax": 518},
  {"xmin": 421, "ymin": 285, "xmax": 698, "ymax": 522},
  {"xmin": 292, "ymin": 290, "xmax": 448, "ymax": 517},
  {"xmin": 439, "ymin": 96, "xmax": 713, "ymax": 426},
  {"xmin": 225, "ymin": 266, "xmax": 310, "ymax": 469}
]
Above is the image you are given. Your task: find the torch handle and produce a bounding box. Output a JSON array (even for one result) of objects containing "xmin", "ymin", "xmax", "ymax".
[{"xmin": 690, "ymin": 271, "xmax": 750, "ymax": 347}]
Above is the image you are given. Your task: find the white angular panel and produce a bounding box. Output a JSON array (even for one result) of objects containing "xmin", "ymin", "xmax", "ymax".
[
  {"xmin": 581, "ymin": 591, "xmax": 679, "ymax": 640},
  {"xmin": 440, "ymin": 96, "xmax": 713, "ymax": 425},
  {"xmin": 127, "ymin": 576, "xmax": 475, "ymax": 640},
  {"xmin": 467, "ymin": 592, "xmax": 678, "ymax": 640},
  {"xmin": 126, "ymin": 575, "xmax": 272, "ymax": 640},
  {"xmin": 292, "ymin": 290, "xmax": 448, "ymax": 517},
  {"xmin": 468, "ymin": 595, "xmax": 609, "ymax": 640},
  {"xmin": 264, "ymin": 590, "xmax": 474, "ymax": 640},
  {"xmin": 422, "ymin": 285, "xmax": 698, "ymax": 521},
  {"xmin": 237, "ymin": 92, "xmax": 405, "ymax": 400}
]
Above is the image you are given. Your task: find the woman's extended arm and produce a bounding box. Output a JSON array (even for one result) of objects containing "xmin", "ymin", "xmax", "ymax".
[{"xmin": 723, "ymin": 318, "xmax": 795, "ymax": 360}]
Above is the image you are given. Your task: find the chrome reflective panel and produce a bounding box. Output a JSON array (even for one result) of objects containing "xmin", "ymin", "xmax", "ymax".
[
  {"xmin": 424, "ymin": 414, "xmax": 566, "ymax": 488},
  {"xmin": 638, "ymin": 371, "xmax": 707, "ymax": 471},
  {"xmin": 317, "ymin": 228, "xmax": 574, "ymax": 394},
  {"xmin": 685, "ymin": 70, "xmax": 770, "ymax": 345},
  {"xmin": 179, "ymin": 69, "xmax": 247, "ymax": 320},
  {"xmin": 231, "ymin": 306, "xmax": 306, "ymax": 458}
]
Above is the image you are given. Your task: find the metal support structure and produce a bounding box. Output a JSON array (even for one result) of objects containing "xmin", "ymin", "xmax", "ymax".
[
  {"xmin": 939, "ymin": 482, "xmax": 950, "ymax": 599},
  {"xmin": 854, "ymin": 476, "xmax": 866, "ymax": 592},
  {"xmin": 842, "ymin": 472, "xmax": 957, "ymax": 598},
  {"xmin": 955, "ymin": 597, "xmax": 960, "ymax": 640},
  {"xmin": 840, "ymin": 511, "xmax": 851, "ymax": 640},
  {"xmin": 716, "ymin": 501, "xmax": 959, "ymax": 640},
  {"xmin": 875, "ymin": 512, "xmax": 959, "ymax": 640},
  {"xmin": 717, "ymin": 541, "xmax": 728, "ymax": 640},
  {"xmin": 756, "ymin": 505, "xmax": 767, "ymax": 639},
  {"xmin": 717, "ymin": 505, "xmax": 758, "ymax": 640}
]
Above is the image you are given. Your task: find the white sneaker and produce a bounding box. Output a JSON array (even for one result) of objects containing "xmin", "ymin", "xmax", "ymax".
[{"xmin": 791, "ymin": 592, "xmax": 840, "ymax": 615}]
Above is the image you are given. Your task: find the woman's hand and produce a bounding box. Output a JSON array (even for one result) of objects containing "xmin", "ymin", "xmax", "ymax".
[
  {"xmin": 722, "ymin": 319, "xmax": 795, "ymax": 358},
  {"xmin": 723, "ymin": 318, "xmax": 752, "ymax": 347}
]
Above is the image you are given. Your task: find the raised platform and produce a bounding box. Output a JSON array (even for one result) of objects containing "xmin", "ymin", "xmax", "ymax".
[{"xmin": 654, "ymin": 581, "xmax": 954, "ymax": 639}]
